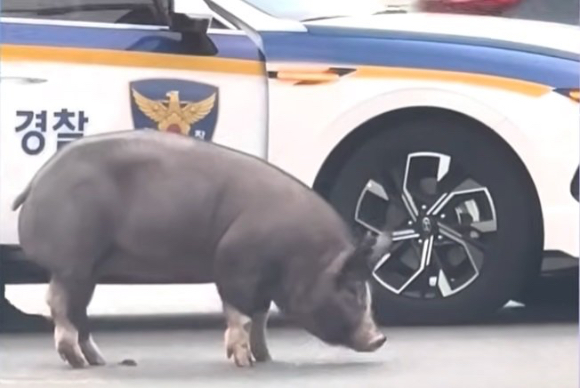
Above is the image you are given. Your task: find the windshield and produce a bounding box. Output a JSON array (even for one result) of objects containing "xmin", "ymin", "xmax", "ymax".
[{"xmin": 240, "ymin": 0, "xmax": 387, "ymax": 21}]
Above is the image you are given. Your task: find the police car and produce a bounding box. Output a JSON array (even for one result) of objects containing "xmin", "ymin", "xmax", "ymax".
[{"xmin": 1, "ymin": 0, "xmax": 578, "ymax": 324}]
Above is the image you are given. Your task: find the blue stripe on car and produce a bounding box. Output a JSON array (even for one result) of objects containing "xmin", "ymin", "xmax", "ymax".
[
  {"xmin": 305, "ymin": 24, "xmax": 579, "ymax": 62},
  {"xmin": 0, "ymin": 21, "xmax": 261, "ymax": 61},
  {"xmin": 2, "ymin": 20, "xmax": 577, "ymax": 89},
  {"xmin": 260, "ymin": 28, "xmax": 579, "ymax": 89}
]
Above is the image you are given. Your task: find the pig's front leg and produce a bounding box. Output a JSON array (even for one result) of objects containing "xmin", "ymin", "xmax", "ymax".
[
  {"xmin": 223, "ymin": 303, "xmax": 254, "ymax": 367},
  {"xmin": 250, "ymin": 311, "xmax": 271, "ymax": 362}
]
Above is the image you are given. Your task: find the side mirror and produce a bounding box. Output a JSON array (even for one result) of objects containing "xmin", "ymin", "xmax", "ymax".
[{"xmin": 168, "ymin": 0, "xmax": 214, "ymax": 34}]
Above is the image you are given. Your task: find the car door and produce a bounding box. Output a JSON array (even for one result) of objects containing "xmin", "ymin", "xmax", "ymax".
[{"xmin": 0, "ymin": 0, "xmax": 268, "ymax": 245}]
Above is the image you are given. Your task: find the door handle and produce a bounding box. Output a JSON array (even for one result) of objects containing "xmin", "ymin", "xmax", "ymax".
[{"xmin": 268, "ymin": 67, "xmax": 356, "ymax": 85}]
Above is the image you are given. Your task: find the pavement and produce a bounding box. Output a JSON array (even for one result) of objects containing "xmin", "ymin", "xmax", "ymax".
[{"xmin": 1, "ymin": 282, "xmax": 578, "ymax": 388}]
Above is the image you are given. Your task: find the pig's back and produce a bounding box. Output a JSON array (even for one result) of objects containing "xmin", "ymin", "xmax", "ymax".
[
  {"xmin": 29, "ymin": 129, "xmax": 250, "ymax": 190},
  {"xmin": 44, "ymin": 129, "xmax": 280, "ymax": 181},
  {"xmin": 30, "ymin": 129, "xmax": 351, "ymax": 245}
]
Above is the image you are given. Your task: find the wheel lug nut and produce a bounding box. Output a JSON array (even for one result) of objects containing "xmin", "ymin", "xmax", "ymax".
[
  {"xmin": 440, "ymin": 214, "xmax": 446, "ymax": 219},
  {"xmin": 438, "ymin": 235, "xmax": 443, "ymax": 240},
  {"xmin": 429, "ymin": 277, "xmax": 437, "ymax": 287},
  {"xmin": 408, "ymin": 220, "xmax": 413, "ymax": 226},
  {"xmin": 421, "ymin": 205, "xmax": 427, "ymax": 210}
]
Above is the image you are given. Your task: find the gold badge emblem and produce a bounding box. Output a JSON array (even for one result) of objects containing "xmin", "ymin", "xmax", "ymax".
[{"xmin": 131, "ymin": 88, "xmax": 216, "ymax": 136}]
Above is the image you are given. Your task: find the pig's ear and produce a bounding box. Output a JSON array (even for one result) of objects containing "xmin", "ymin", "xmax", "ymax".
[
  {"xmin": 339, "ymin": 230, "xmax": 393, "ymax": 282},
  {"xmin": 357, "ymin": 230, "xmax": 378, "ymax": 254},
  {"xmin": 338, "ymin": 232, "xmax": 377, "ymax": 282},
  {"xmin": 338, "ymin": 256, "xmax": 371, "ymax": 283},
  {"xmin": 366, "ymin": 231, "xmax": 393, "ymax": 269}
]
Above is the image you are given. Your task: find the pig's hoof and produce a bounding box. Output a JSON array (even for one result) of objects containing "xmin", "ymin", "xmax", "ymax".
[
  {"xmin": 80, "ymin": 338, "xmax": 106, "ymax": 366},
  {"xmin": 57, "ymin": 340, "xmax": 87, "ymax": 369},
  {"xmin": 228, "ymin": 344, "xmax": 254, "ymax": 368},
  {"xmin": 234, "ymin": 347, "xmax": 254, "ymax": 368}
]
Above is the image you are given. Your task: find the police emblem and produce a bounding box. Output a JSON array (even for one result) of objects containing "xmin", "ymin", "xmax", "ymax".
[{"xmin": 129, "ymin": 79, "xmax": 219, "ymax": 141}]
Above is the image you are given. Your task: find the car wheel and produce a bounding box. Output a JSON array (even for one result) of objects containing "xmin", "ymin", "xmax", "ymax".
[{"xmin": 327, "ymin": 113, "xmax": 543, "ymax": 324}]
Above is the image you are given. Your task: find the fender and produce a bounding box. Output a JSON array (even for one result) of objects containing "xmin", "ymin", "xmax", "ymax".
[
  {"xmin": 299, "ymin": 87, "xmax": 537, "ymax": 189},
  {"xmin": 296, "ymin": 87, "xmax": 578, "ymax": 256}
]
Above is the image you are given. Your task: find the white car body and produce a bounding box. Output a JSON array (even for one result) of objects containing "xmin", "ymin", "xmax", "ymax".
[{"xmin": 0, "ymin": 0, "xmax": 578, "ymax": 263}]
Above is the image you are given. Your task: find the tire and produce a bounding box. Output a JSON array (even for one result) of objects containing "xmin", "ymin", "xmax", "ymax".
[
  {"xmin": 518, "ymin": 270, "xmax": 579, "ymax": 307},
  {"xmin": 327, "ymin": 113, "xmax": 543, "ymax": 324}
]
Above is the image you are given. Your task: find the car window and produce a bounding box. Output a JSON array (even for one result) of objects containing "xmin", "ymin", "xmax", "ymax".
[
  {"xmin": 1, "ymin": 0, "xmax": 231, "ymax": 29},
  {"xmin": 241, "ymin": 0, "xmax": 385, "ymax": 21}
]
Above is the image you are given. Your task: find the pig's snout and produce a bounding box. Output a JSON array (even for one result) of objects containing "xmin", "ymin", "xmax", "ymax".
[
  {"xmin": 367, "ymin": 333, "xmax": 387, "ymax": 351},
  {"xmin": 355, "ymin": 331, "xmax": 386, "ymax": 352},
  {"xmin": 351, "ymin": 324, "xmax": 386, "ymax": 352}
]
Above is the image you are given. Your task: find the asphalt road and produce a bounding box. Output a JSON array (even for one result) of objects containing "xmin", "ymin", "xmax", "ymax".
[{"xmin": 1, "ymin": 302, "xmax": 578, "ymax": 388}]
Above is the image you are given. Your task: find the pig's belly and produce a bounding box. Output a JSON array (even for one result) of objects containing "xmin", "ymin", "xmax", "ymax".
[{"xmin": 95, "ymin": 250, "xmax": 215, "ymax": 284}]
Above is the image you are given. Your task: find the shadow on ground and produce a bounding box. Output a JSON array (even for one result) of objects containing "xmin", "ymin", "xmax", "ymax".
[
  {"xmin": 2, "ymin": 272, "xmax": 577, "ymax": 334},
  {"xmin": 84, "ymin": 301, "xmax": 580, "ymax": 333}
]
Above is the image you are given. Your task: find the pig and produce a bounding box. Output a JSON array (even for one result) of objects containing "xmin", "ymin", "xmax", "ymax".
[{"xmin": 12, "ymin": 129, "xmax": 391, "ymax": 369}]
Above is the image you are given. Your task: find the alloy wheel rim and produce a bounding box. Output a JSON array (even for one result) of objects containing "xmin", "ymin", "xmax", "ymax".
[{"xmin": 354, "ymin": 152, "xmax": 498, "ymax": 299}]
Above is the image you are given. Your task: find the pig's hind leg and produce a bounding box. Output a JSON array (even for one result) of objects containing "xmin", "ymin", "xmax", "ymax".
[
  {"xmin": 74, "ymin": 282, "xmax": 106, "ymax": 366},
  {"xmin": 33, "ymin": 187, "xmax": 112, "ymax": 368},
  {"xmin": 250, "ymin": 311, "xmax": 271, "ymax": 362},
  {"xmin": 47, "ymin": 276, "xmax": 104, "ymax": 368},
  {"xmin": 47, "ymin": 277, "xmax": 87, "ymax": 368}
]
